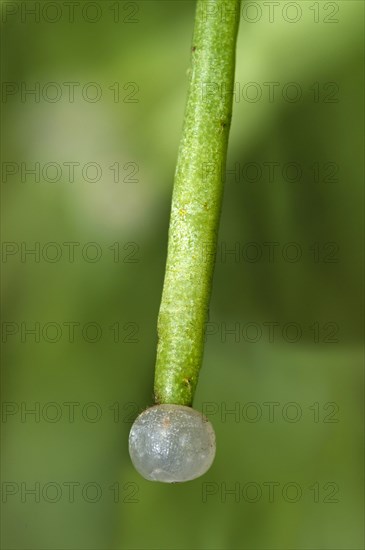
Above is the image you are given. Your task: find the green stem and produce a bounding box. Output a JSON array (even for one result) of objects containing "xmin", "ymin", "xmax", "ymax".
[{"xmin": 154, "ymin": 0, "xmax": 241, "ymax": 406}]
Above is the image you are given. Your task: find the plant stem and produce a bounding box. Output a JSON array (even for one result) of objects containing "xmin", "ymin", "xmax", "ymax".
[{"xmin": 154, "ymin": 0, "xmax": 241, "ymax": 406}]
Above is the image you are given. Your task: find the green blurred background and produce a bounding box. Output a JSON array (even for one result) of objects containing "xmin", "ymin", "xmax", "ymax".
[{"xmin": 1, "ymin": 1, "xmax": 364, "ymax": 548}]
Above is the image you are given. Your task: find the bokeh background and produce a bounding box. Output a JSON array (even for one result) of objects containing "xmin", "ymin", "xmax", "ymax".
[{"xmin": 1, "ymin": 0, "xmax": 364, "ymax": 548}]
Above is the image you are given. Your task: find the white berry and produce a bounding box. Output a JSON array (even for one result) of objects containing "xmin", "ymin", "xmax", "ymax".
[{"xmin": 128, "ymin": 404, "xmax": 216, "ymax": 483}]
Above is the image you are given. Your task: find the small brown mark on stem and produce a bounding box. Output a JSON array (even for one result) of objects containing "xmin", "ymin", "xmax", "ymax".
[
  {"xmin": 220, "ymin": 119, "xmax": 228, "ymax": 133},
  {"xmin": 182, "ymin": 377, "xmax": 192, "ymax": 388}
]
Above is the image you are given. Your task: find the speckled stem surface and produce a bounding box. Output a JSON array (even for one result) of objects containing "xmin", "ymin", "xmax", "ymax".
[{"xmin": 154, "ymin": 0, "xmax": 240, "ymax": 406}]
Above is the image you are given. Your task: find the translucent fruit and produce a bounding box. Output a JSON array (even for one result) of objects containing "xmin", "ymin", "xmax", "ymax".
[{"xmin": 128, "ymin": 404, "xmax": 216, "ymax": 483}]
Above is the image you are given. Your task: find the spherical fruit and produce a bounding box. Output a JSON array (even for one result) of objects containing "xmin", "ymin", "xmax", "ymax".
[{"xmin": 129, "ymin": 404, "xmax": 216, "ymax": 483}]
